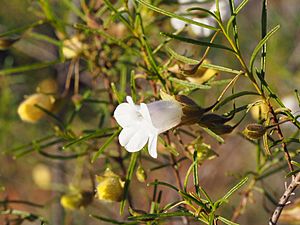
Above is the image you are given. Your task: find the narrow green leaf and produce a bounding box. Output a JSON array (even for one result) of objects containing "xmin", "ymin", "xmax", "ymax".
[
  {"xmin": 128, "ymin": 211, "xmax": 193, "ymax": 221},
  {"xmin": 162, "ymin": 32, "xmax": 235, "ymax": 53},
  {"xmin": 120, "ymin": 152, "xmax": 139, "ymax": 214},
  {"xmin": 166, "ymin": 46, "xmax": 241, "ymax": 74},
  {"xmin": 214, "ymin": 91, "xmax": 259, "ymax": 110},
  {"xmin": 291, "ymin": 161, "xmax": 300, "ymax": 168},
  {"xmin": 0, "ymin": 60, "xmax": 60, "ymax": 76},
  {"xmin": 179, "ymin": 191, "xmax": 209, "ymax": 210},
  {"xmin": 218, "ymin": 176, "xmax": 248, "ymax": 206},
  {"xmin": 148, "ymin": 181, "xmax": 179, "ymax": 192},
  {"xmin": 260, "ymin": 0, "xmax": 267, "ymax": 79},
  {"xmin": 62, "ymin": 0, "xmax": 86, "ymax": 21},
  {"xmin": 235, "ymin": 0, "xmax": 249, "ymax": 14},
  {"xmin": 249, "ymin": 25, "xmax": 280, "ymax": 73},
  {"xmin": 91, "ymin": 129, "xmax": 121, "ymax": 163},
  {"xmin": 28, "ymin": 32, "xmax": 62, "ymax": 46},
  {"xmin": 137, "ymin": 0, "xmax": 218, "ymax": 31},
  {"xmin": 63, "ymin": 127, "xmax": 117, "ymax": 149},
  {"xmin": 193, "ymin": 151, "xmax": 200, "ymax": 195},
  {"xmin": 0, "ymin": 20, "xmax": 45, "ymax": 37},
  {"xmin": 218, "ymin": 216, "xmax": 239, "ymax": 225},
  {"xmin": 90, "ymin": 215, "xmax": 138, "ymax": 224},
  {"xmin": 169, "ymin": 77, "xmax": 211, "ymax": 89},
  {"xmin": 38, "ymin": 150, "xmax": 86, "ymax": 160},
  {"xmin": 201, "ymin": 127, "xmax": 224, "ymax": 143}
]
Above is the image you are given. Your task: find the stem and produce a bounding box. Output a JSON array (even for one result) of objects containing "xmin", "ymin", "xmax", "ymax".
[{"xmin": 269, "ymin": 173, "xmax": 300, "ymax": 225}]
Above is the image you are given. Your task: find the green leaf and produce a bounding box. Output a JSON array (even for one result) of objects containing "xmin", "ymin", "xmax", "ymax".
[
  {"xmin": 63, "ymin": 127, "xmax": 117, "ymax": 149},
  {"xmin": 218, "ymin": 216, "xmax": 239, "ymax": 225},
  {"xmin": 162, "ymin": 32, "xmax": 235, "ymax": 53},
  {"xmin": 148, "ymin": 181, "xmax": 179, "ymax": 192},
  {"xmin": 193, "ymin": 151, "xmax": 200, "ymax": 195},
  {"xmin": 226, "ymin": 0, "xmax": 249, "ymax": 34},
  {"xmin": 120, "ymin": 152, "xmax": 139, "ymax": 214},
  {"xmin": 91, "ymin": 129, "xmax": 121, "ymax": 163},
  {"xmin": 201, "ymin": 127, "xmax": 224, "ymax": 143},
  {"xmin": 214, "ymin": 91, "xmax": 259, "ymax": 110},
  {"xmin": 249, "ymin": 25, "xmax": 280, "ymax": 73},
  {"xmin": 179, "ymin": 191, "xmax": 210, "ymax": 211},
  {"xmin": 260, "ymin": 0, "xmax": 268, "ymax": 79},
  {"xmin": 90, "ymin": 215, "xmax": 138, "ymax": 224},
  {"xmin": 0, "ymin": 20, "xmax": 45, "ymax": 37},
  {"xmin": 169, "ymin": 77, "xmax": 211, "ymax": 89},
  {"xmin": 0, "ymin": 60, "xmax": 60, "ymax": 76},
  {"xmin": 128, "ymin": 211, "xmax": 193, "ymax": 221},
  {"xmin": 166, "ymin": 46, "xmax": 241, "ymax": 74},
  {"xmin": 291, "ymin": 161, "xmax": 300, "ymax": 168},
  {"xmin": 137, "ymin": 0, "xmax": 218, "ymax": 31},
  {"xmin": 216, "ymin": 176, "xmax": 248, "ymax": 208}
]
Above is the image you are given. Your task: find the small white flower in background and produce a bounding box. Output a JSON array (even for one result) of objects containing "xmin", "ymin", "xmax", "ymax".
[
  {"xmin": 282, "ymin": 95, "xmax": 300, "ymax": 116},
  {"xmin": 170, "ymin": 0, "xmax": 235, "ymax": 37},
  {"xmin": 113, "ymin": 96, "xmax": 183, "ymax": 158},
  {"xmin": 280, "ymin": 95, "xmax": 300, "ymax": 130}
]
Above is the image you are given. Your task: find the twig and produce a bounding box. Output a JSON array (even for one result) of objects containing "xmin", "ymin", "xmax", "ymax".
[
  {"xmin": 269, "ymin": 172, "xmax": 300, "ymax": 225},
  {"xmin": 267, "ymin": 102, "xmax": 294, "ymax": 172}
]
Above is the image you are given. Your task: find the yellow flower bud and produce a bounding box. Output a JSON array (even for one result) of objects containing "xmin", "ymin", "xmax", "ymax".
[
  {"xmin": 32, "ymin": 164, "xmax": 51, "ymax": 189},
  {"xmin": 187, "ymin": 138, "xmax": 218, "ymax": 163},
  {"xmin": 17, "ymin": 93, "xmax": 55, "ymax": 123},
  {"xmin": 242, "ymin": 124, "xmax": 266, "ymax": 140},
  {"xmin": 95, "ymin": 169, "xmax": 124, "ymax": 202},
  {"xmin": 62, "ymin": 35, "xmax": 86, "ymax": 59},
  {"xmin": 250, "ymin": 101, "xmax": 269, "ymax": 120},
  {"xmin": 60, "ymin": 191, "xmax": 93, "ymax": 210},
  {"xmin": 136, "ymin": 166, "xmax": 147, "ymax": 183},
  {"xmin": 36, "ymin": 78, "xmax": 58, "ymax": 94}
]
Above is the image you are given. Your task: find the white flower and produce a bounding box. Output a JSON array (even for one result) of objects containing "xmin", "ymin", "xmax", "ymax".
[
  {"xmin": 113, "ymin": 96, "xmax": 183, "ymax": 158},
  {"xmin": 282, "ymin": 95, "xmax": 300, "ymax": 116}
]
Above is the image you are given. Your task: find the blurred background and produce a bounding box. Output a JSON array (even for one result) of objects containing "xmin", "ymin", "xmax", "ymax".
[{"xmin": 1, "ymin": 0, "xmax": 300, "ymax": 224}]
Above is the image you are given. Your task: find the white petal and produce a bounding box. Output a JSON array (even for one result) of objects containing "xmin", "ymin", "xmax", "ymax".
[
  {"xmin": 190, "ymin": 17, "xmax": 215, "ymax": 37},
  {"xmin": 148, "ymin": 133, "xmax": 158, "ymax": 158},
  {"xmin": 170, "ymin": 17, "xmax": 186, "ymax": 30},
  {"xmin": 147, "ymin": 100, "xmax": 183, "ymax": 133},
  {"xmin": 140, "ymin": 103, "xmax": 152, "ymax": 123},
  {"xmin": 126, "ymin": 96, "xmax": 135, "ymax": 106},
  {"xmin": 119, "ymin": 126, "xmax": 138, "ymax": 146},
  {"xmin": 113, "ymin": 102, "xmax": 140, "ymax": 128},
  {"xmin": 125, "ymin": 124, "xmax": 150, "ymax": 152}
]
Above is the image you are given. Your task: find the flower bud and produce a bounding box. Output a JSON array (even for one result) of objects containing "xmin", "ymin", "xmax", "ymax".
[
  {"xmin": 95, "ymin": 169, "xmax": 124, "ymax": 202},
  {"xmin": 36, "ymin": 78, "xmax": 58, "ymax": 95},
  {"xmin": 17, "ymin": 93, "xmax": 55, "ymax": 123},
  {"xmin": 136, "ymin": 166, "xmax": 147, "ymax": 183},
  {"xmin": 62, "ymin": 35, "xmax": 87, "ymax": 59},
  {"xmin": 250, "ymin": 101, "xmax": 269, "ymax": 120},
  {"xmin": 32, "ymin": 164, "xmax": 51, "ymax": 189},
  {"xmin": 242, "ymin": 124, "xmax": 266, "ymax": 140},
  {"xmin": 187, "ymin": 139, "xmax": 218, "ymax": 163},
  {"xmin": 60, "ymin": 191, "xmax": 93, "ymax": 210}
]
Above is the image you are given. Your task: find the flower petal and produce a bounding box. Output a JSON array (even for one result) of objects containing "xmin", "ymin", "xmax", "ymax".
[
  {"xmin": 147, "ymin": 100, "xmax": 183, "ymax": 133},
  {"xmin": 148, "ymin": 133, "xmax": 158, "ymax": 158},
  {"xmin": 113, "ymin": 103, "xmax": 140, "ymax": 128},
  {"xmin": 126, "ymin": 96, "xmax": 135, "ymax": 106},
  {"xmin": 125, "ymin": 124, "xmax": 150, "ymax": 152},
  {"xmin": 140, "ymin": 103, "xmax": 152, "ymax": 124},
  {"xmin": 118, "ymin": 126, "xmax": 138, "ymax": 147}
]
